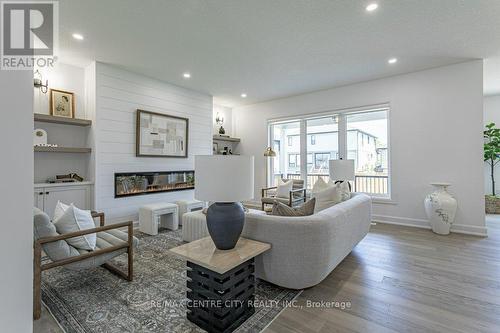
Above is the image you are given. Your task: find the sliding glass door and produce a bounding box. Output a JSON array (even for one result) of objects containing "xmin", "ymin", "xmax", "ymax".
[
  {"xmin": 268, "ymin": 121, "xmax": 301, "ymax": 187},
  {"xmin": 346, "ymin": 110, "xmax": 389, "ymax": 195},
  {"xmin": 305, "ymin": 116, "xmax": 339, "ymax": 190}
]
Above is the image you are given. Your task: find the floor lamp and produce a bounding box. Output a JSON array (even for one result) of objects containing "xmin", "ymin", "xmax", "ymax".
[{"xmin": 264, "ymin": 147, "xmax": 276, "ymax": 186}]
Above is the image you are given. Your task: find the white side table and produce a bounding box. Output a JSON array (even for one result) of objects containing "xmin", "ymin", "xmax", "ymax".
[
  {"xmin": 139, "ymin": 202, "xmax": 178, "ymax": 236},
  {"xmin": 175, "ymin": 200, "xmax": 205, "ymax": 225}
]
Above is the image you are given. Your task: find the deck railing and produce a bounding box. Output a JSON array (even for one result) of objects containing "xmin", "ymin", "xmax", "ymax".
[{"xmin": 275, "ymin": 173, "xmax": 389, "ymax": 195}]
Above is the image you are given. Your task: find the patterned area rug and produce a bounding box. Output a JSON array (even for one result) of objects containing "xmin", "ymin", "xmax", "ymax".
[{"xmin": 41, "ymin": 229, "xmax": 300, "ymax": 333}]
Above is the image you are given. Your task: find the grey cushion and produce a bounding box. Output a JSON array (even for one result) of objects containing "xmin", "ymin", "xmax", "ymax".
[
  {"xmin": 34, "ymin": 207, "xmax": 80, "ymax": 261},
  {"xmin": 283, "ymin": 178, "xmax": 304, "ymax": 190},
  {"xmin": 69, "ymin": 229, "xmax": 139, "ymax": 270},
  {"xmin": 33, "ymin": 207, "xmax": 139, "ymax": 271},
  {"xmin": 282, "ymin": 178, "xmax": 305, "ymax": 198},
  {"xmin": 261, "ymin": 197, "xmax": 290, "ymax": 204},
  {"xmin": 271, "ymin": 198, "xmax": 316, "ymax": 216}
]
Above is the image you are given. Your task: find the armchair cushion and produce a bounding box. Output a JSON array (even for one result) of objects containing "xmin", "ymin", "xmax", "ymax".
[
  {"xmin": 67, "ymin": 229, "xmax": 139, "ymax": 270},
  {"xmin": 276, "ymin": 179, "xmax": 293, "ymax": 198},
  {"xmin": 261, "ymin": 197, "xmax": 290, "ymax": 205},
  {"xmin": 53, "ymin": 200, "xmax": 70, "ymax": 221},
  {"xmin": 283, "ymin": 178, "xmax": 305, "ymax": 198},
  {"xmin": 54, "ymin": 205, "xmax": 97, "ymax": 250},
  {"xmin": 33, "ymin": 207, "xmax": 80, "ymax": 261}
]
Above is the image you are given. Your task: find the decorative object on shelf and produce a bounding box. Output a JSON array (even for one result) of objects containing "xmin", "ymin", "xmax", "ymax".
[
  {"xmin": 215, "ymin": 112, "xmax": 225, "ymax": 135},
  {"xmin": 213, "ymin": 134, "xmax": 237, "ymax": 140},
  {"xmin": 484, "ymin": 122, "xmax": 500, "ymax": 213},
  {"xmin": 34, "ymin": 70, "xmax": 48, "ymax": 93},
  {"xmin": 212, "ymin": 142, "xmax": 218, "ymax": 154},
  {"xmin": 329, "ymin": 159, "xmax": 355, "ymax": 191},
  {"xmin": 263, "ymin": 147, "xmax": 276, "ymax": 157},
  {"xmin": 136, "ymin": 109, "xmax": 188, "ymax": 158},
  {"xmin": 56, "ymin": 173, "xmax": 84, "ymax": 182},
  {"xmin": 33, "ymin": 129, "xmax": 47, "ymax": 146},
  {"xmin": 424, "ymin": 183, "xmax": 457, "ymax": 235},
  {"xmin": 195, "ymin": 155, "xmax": 255, "ymax": 250},
  {"xmin": 50, "ymin": 89, "xmax": 75, "ymax": 118},
  {"xmin": 34, "ymin": 143, "xmax": 58, "ymax": 148}
]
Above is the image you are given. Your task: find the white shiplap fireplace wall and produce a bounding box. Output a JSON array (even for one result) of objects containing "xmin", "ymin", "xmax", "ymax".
[{"xmin": 92, "ymin": 62, "xmax": 212, "ymax": 223}]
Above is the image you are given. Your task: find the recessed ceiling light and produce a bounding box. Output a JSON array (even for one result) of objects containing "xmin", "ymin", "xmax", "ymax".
[
  {"xmin": 183, "ymin": 72, "xmax": 191, "ymax": 78},
  {"xmin": 366, "ymin": 3, "xmax": 378, "ymax": 12},
  {"xmin": 241, "ymin": 93, "xmax": 247, "ymax": 98},
  {"xmin": 72, "ymin": 33, "xmax": 84, "ymax": 40},
  {"xmin": 388, "ymin": 58, "xmax": 398, "ymax": 64}
]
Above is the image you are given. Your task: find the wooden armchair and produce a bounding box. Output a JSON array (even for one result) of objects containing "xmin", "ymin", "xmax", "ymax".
[
  {"xmin": 33, "ymin": 208, "xmax": 138, "ymax": 320},
  {"xmin": 261, "ymin": 178, "xmax": 307, "ymax": 211}
]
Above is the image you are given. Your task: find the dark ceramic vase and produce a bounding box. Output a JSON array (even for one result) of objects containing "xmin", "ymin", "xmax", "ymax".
[{"xmin": 206, "ymin": 202, "xmax": 245, "ymax": 250}]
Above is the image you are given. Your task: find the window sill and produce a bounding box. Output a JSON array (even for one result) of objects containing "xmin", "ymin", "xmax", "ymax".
[{"xmin": 371, "ymin": 197, "xmax": 397, "ymax": 205}]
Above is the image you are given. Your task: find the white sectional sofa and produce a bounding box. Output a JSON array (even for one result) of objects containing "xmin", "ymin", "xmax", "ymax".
[{"xmin": 242, "ymin": 193, "xmax": 372, "ymax": 289}]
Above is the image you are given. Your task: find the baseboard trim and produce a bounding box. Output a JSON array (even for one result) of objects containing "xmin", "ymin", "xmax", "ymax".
[{"xmin": 372, "ymin": 214, "xmax": 488, "ymax": 237}]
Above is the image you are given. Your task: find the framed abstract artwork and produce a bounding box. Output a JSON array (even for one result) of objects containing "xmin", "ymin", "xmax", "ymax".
[{"xmin": 136, "ymin": 109, "xmax": 189, "ymax": 158}]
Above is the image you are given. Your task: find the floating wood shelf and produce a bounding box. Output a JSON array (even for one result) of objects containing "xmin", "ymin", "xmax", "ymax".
[
  {"xmin": 34, "ymin": 146, "xmax": 92, "ymax": 153},
  {"xmin": 213, "ymin": 135, "xmax": 241, "ymax": 143},
  {"xmin": 34, "ymin": 113, "xmax": 92, "ymax": 127}
]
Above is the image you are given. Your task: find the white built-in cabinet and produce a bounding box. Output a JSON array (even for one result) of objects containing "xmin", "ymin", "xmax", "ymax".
[{"xmin": 34, "ymin": 182, "xmax": 92, "ymax": 218}]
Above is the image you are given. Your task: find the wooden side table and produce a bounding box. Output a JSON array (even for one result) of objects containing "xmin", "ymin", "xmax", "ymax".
[{"xmin": 170, "ymin": 237, "xmax": 270, "ymax": 333}]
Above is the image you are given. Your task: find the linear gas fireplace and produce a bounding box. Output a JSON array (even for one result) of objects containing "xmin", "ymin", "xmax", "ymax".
[{"xmin": 115, "ymin": 171, "xmax": 195, "ymax": 198}]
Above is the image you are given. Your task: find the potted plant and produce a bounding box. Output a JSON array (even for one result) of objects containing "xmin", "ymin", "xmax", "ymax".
[{"xmin": 484, "ymin": 122, "xmax": 500, "ymax": 214}]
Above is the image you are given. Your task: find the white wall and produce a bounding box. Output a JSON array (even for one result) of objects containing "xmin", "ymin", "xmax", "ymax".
[
  {"xmin": 233, "ymin": 61, "xmax": 486, "ymax": 235},
  {"xmin": 93, "ymin": 63, "xmax": 212, "ymax": 222},
  {"xmin": 0, "ymin": 71, "xmax": 33, "ymax": 331},
  {"xmin": 484, "ymin": 95, "xmax": 500, "ymax": 195}
]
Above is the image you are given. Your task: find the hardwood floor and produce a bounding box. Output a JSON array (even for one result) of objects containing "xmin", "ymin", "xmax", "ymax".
[
  {"xmin": 265, "ymin": 216, "xmax": 500, "ymax": 333},
  {"xmin": 35, "ymin": 217, "xmax": 500, "ymax": 333}
]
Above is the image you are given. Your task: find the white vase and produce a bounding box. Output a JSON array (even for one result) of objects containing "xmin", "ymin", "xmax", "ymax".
[{"xmin": 424, "ymin": 183, "xmax": 457, "ymax": 235}]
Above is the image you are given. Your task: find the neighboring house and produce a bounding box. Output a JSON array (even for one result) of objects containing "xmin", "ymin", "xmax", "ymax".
[{"xmin": 275, "ymin": 128, "xmax": 386, "ymax": 176}]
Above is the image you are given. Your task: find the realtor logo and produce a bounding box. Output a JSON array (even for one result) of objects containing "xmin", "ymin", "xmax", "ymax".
[{"xmin": 1, "ymin": 1, "xmax": 58, "ymax": 69}]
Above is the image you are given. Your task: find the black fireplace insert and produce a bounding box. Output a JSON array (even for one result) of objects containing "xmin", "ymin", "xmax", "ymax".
[{"xmin": 115, "ymin": 171, "xmax": 195, "ymax": 198}]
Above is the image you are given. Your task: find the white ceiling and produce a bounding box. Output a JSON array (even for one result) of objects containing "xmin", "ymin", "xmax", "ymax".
[{"xmin": 58, "ymin": 0, "xmax": 500, "ymax": 106}]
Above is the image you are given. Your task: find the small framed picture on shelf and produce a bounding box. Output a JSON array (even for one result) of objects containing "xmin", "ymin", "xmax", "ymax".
[
  {"xmin": 50, "ymin": 89, "xmax": 75, "ymax": 118},
  {"xmin": 212, "ymin": 142, "xmax": 219, "ymax": 154}
]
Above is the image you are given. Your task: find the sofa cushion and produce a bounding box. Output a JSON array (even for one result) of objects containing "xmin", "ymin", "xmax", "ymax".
[
  {"xmin": 311, "ymin": 177, "xmax": 330, "ymax": 194},
  {"xmin": 312, "ymin": 183, "xmax": 342, "ymax": 213},
  {"xmin": 54, "ymin": 205, "xmax": 97, "ymax": 250},
  {"xmin": 271, "ymin": 198, "xmax": 316, "ymax": 216}
]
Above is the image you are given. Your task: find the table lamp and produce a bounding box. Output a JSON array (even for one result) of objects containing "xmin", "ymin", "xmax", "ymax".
[
  {"xmin": 195, "ymin": 155, "xmax": 255, "ymax": 250},
  {"xmin": 329, "ymin": 159, "xmax": 355, "ymax": 191}
]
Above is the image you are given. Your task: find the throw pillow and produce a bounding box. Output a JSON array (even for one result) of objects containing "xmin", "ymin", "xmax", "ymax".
[
  {"xmin": 271, "ymin": 198, "xmax": 316, "ymax": 216},
  {"xmin": 311, "ymin": 177, "xmax": 330, "ymax": 194},
  {"xmin": 336, "ymin": 180, "xmax": 351, "ymax": 201},
  {"xmin": 53, "ymin": 200, "xmax": 71, "ymax": 221},
  {"xmin": 276, "ymin": 179, "xmax": 293, "ymax": 198},
  {"xmin": 311, "ymin": 183, "xmax": 344, "ymax": 212},
  {"xmin": 54, "ymin": 204, "xmax": 97, "ymax": 250}
]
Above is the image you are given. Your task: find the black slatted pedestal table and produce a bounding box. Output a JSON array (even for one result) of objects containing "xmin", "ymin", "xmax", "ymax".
[{"xmin": 169, "ymin": 237, "xmax": 271, "ymax": 333}]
